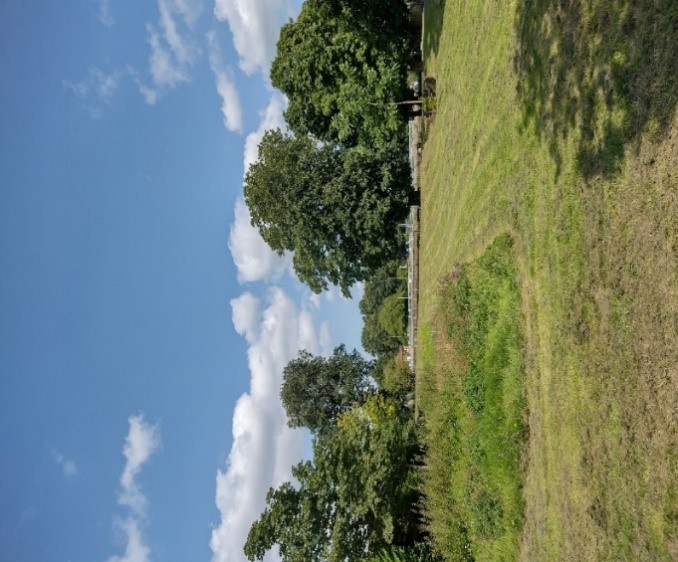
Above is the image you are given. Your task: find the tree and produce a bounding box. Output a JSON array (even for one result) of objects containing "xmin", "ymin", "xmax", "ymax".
[
  {"xmin": 244, "ymin": 477, "xmax": 328, "ymax": 562},
  {"xmin": 271, "ymin": 0, "xmax": 411, "ymax": 148},
  {"xmin": 244, "ymin": 130, "xmax": 410, "ymax": 295},
  {"xmin": 359, "ymin": 261, "xmax": 405, "ymax": 317},
  {"xmin": 245, "ymin": 396, "xmax": 421, "ymax": 562},
  {"xmin": 382, "ymin": 356, "xmax": 414, "ymax": 395},
  {"xmin": 378, "ymin": 293, "xmax": 407, "ymax": 342},
  {"xmin": 281, "ymin": 345, "xmax": 373, "ymax": 435},
  {"xmin": 362, "ymin": 313, "xmax": 400, "ymax": 358}
]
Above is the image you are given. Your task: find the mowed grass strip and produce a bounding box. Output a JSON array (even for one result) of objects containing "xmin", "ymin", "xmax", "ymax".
[
  {"xmin": 419, "ymin": 235, "xmax": 526, "ymax": 562},
  {"xmin": 418, "ymin": 0, "xmax": 677, "ymax": 560}
]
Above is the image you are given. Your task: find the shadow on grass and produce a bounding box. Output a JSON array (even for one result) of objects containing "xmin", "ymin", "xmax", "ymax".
[
  {"xmin": 423, "ymin": 0, "xmax": 446, "ymax": 62},
  {"xmin": 514, "ymin": 0, "xmax": 678, "ymax": 178}
]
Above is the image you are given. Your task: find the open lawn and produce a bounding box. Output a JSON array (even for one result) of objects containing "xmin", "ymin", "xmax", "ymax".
[{"xmin": 416, "ymin": 0, "xmax": 678, "ymax": 560}]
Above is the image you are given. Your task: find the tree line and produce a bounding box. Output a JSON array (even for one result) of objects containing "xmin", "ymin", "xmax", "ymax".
[{"xmin": 241, "ymin": 0, "xmax": 433, "ymax": 560}]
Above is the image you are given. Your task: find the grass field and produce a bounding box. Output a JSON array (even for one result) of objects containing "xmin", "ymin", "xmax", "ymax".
[{"xmin": 416, "ymin": 0, "xmax": 678, "ymax": 560}]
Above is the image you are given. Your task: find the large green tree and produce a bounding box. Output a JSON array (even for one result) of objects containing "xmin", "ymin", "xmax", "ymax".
[
  {"xmin": 244, "ymin": 129, "xmax": 410, "ymax": 295},
  {"xmin": 280, "ymin": 345, "xmax": 373, "ymax": 435},
  {"xmin": 244, "ymin": 396, "xmax": 421, "ymax": 562},
  {"xmin": 361, "ymin": 313, "xmax": 400, "ymax": 358},
  {"xmin": 360, "ymin": 262, "xmax": 406, "ymax": 357},
  {"xmin": 378, "ymin": 292, "xmax": 407, "ymax": 342},
  {"xmin": 244, "ymin": 479, "xmax": 327, "ymax": 562},
  {"xmin": 271, "ymin": 0, "xmax": 410, "ymax": 147},
  {"xmin": 359, "ymin": 261, "xmax": 405, "ymax": 317}
]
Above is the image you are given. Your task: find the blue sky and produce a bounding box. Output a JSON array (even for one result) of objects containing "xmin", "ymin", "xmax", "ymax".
[{"xmin": 0, "ymin": 1, "xmax": 363, "ymax": 561}]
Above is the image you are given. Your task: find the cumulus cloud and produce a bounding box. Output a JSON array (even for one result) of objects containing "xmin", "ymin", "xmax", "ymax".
[
  {"xmin": 228, "ymin": 96, "xmax": 290, "ymax": 283},
  {"xmin": 210, "ymin": 289, "xmax": 319, "ymax": 562},
  {"xmin": 231, "ymin": 292, "xmax": 261, "ymax": 343},
  {"xmin": 206, "ymin": 31, "xmax": 243, "ymax": 133},
  {"xmin": 229, "ymin": 201, "xmax": 288, "ymax": 284},
  {"xmin": 104, "ymin": 415, "xmax": 160, "ymax": 562},
  {"xmin": 137, "ymin": 0, "xmax": 202, "ymax": 104},
  {"xmin": 214, "ymin": 0, "xmax": 294, "ymax": 75},
  {"xmin": 52, "ymin": 450, "xmax": 78, "ymax": 478}
]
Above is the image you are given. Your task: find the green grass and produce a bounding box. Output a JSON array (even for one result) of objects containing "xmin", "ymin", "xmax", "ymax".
[
  {"xmin": 419, "ymin": 235, "xmax": 525, "ymax": 562},
  {"xmin": 417, "ymin": 0, "xmax": 678, "ymax": 560}
]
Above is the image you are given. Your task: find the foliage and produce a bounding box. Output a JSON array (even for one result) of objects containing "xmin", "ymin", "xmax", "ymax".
[
  {"xmin": 362, "ymin": 312, "xmax": 400, "ymax": 358},
  {"xmin": 360, "ymin": 262, "xmax": 406, "ymax": 357},
  {"xmin": 244, "ymin": 129, "xmax": 410, "ymax": 295},
  {"xmin": 245, "ymin": 396, "xmax": 422, "ymax": 562},
  {"xmin": 370, "ymin": 352, "xmax": 395, "ymax": 388},
  {"xmin": 378, "ymin": 293, "xmax": 407, "ymax": 342},
  {"xmin": 280, "ymin": 345, "xmax": 373, "ymax": 435},
  {"xmin": 271, "ymin": 0, "xmax": 411, "ymax": 148},
  {"xmin": 382, "ymin": 355, "xmax": 414, "ymax": 395},
  {"xmin": 244, "ymin": 481, "xmax": 326, "ymax": 562},
  {"xmin": 360, "ymin": 261, "xmax": 405, "ymax": 317}
]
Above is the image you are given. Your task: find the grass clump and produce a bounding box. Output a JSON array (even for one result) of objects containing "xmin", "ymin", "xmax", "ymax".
[{"xmin": 369, "ymin": 543, "xmax": 445, "ymax": 562}]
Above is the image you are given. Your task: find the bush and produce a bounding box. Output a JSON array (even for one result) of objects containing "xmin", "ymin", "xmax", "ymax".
[
  {"xmin": 383, "ymin": 355, "xmax": 414, "ymax": 394},
  {"xmin": 379, "ymin": 292, "xmax": 408, "ymax": 341}
]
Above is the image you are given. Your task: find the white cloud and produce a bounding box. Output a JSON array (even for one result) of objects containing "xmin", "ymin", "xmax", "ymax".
[
  {"xmin": 106, "ymin": 518, "xmax": 150, "ymax": 562},
  {"xmin": 104, "ymin": 415, "xmax": 160, "ymax": 562},
  {"xmin": 138, "ymin": 0, "xmax": 202, "ymax": 103},
  {"xmin": 231, "ymin": 292, "xmax": 260, "ymax": 343},
  {"xmin": 65, "ymin": 67, "xmax": 124, "ymax": 105},
  {"xmin": 228, "ymin": 96, "xmax": 290, "ymax": 283},
  {"xmin": 242, "ymin": 96, "xmax": 287, "ymax": 172},
  {"xmin": 319, "ymin": 321, "xmax": 332, "ymax": 356},
  {"xmin": 210, "ymin": 288, "xmax": 319, "ymax": 562},
  {"xmin": 229, "ymin": 200, "xmax": 288, "ymax": 284},
  {"xmin": 207, "ymin": 31, "xmax": 243, "ymax": 133},
  {"xmin": 213, "ymin": 0, "xmax": 295, "ymax": 75},
  {"xmin": 98, "ymin": 0, "xmax": 114, "ymax": 27},
  {"xmin": 157, "ymin": 0, "xmax": 200, "ymax": 64},
  {"xmin": 171, "ymin": 0, "xmax": 203, "ymax": 27},
  {"xmin": 52, "ymin": 450, "xmax": 78, "ymax": 478},
  {"xmin": 308, "ymin": 293, "xmax": 322, "ymax": 309},
  {"xmin": 146, "ymin": 25, "xmax": 190, "ymax": 89},
  {"xmin": 119, "ymin": 415, "xmax": 161, "ymax": 516}
]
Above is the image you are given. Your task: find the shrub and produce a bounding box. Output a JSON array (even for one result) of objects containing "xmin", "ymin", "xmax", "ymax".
[
  {"xmin": 383, "ymin": 355, "xmax": 414, "ymax": 394},
  {"xmin": 379, "ymin": 292, "xmax": 408, "ymax": 341}
]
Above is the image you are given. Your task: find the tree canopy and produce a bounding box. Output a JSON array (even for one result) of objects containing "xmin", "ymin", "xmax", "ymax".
[
  {"xmin": 360, "ymin": 262, "xmax": 407, "ymax": 356},
  {"xmin": 280, "ymin": 345, "xmax": 373, "ymax": 435},
  {"xmin": 271, "ymin": 0, "xmax": 410, "ymax": 147},
  {"xmin": 244, "ymin": 395, "xmax": 420, "ymax": 562},
  {"xmin": 378, "ymin": 293, "xmax": 407, "ymax": 342},
  {"xmin": 244, "ymin": 129, "xmax": 410, "ymax": 295}
]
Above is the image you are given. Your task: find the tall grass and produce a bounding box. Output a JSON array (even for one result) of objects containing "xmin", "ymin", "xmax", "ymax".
[
  {"xmin": 419, "ymin": 235, "xmax": 526, "ymax": 561},
  {"xmin": 369, "ymin": 543, "xmax": 444, "ymax": 562}
]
